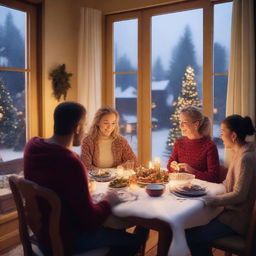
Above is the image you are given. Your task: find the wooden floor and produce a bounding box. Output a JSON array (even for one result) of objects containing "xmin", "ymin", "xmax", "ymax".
[
  {"xmin": 144, "ymin": 230, "xmax": 228, "ymax": 256},
  {"xmin": 2, "ymin": 230, "xmax": 233, "ymax": 256}
]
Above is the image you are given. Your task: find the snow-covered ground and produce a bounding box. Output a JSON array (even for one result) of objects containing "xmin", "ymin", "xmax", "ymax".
[
  {"xmin": 0, "ymin": 126, "xmax": 224, "ymax": 165},
  {"xmin": 0, "ymin": 149, "xmax": 23, "ymax": 161}
]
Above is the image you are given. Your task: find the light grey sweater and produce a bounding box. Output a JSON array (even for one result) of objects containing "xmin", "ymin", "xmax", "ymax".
[{"xmin": 206, "ymin": 143, "xmax": 256, "ymax": 235}]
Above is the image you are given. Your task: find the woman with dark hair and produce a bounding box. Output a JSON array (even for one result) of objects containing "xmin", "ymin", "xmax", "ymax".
[
  {"xmin": 167, "ymin": 106, "xmax": 220, "ymax": 182},
  {"xmin": 186, "ymin": 114, "xmax": 256, "ymax": 256}
]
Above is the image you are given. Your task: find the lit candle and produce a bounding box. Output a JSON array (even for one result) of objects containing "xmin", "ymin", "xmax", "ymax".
[
  {"xmin": 117, "ymin": 166, "xmax": 124, "ymax": 177},
  {"xmin": 149, "ymin": 161, "xmax": 153, "ymax": 169},
  {"xmin": 154, "ymin": 157, "xmax": 161, "ymax": 170}
]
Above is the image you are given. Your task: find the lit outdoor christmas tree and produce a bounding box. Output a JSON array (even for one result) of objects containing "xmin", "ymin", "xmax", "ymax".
[
  {"xmin": 0, "ymin": 79, "xmax": 18, "ymax": 147},
  {"xmin": 166, "ymin": 66, "xmax": 201, "ymax": 154}
]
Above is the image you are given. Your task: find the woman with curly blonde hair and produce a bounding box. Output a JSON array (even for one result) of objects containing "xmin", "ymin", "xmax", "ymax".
[{"xmin": 81, "ymin": 106, "xmax": 137, "ymax": 170}]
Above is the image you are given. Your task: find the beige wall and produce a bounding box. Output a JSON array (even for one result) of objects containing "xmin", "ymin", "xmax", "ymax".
[
  {"xmin": 41, "ymin": 0, "xmax": 80, "ymax": 136},
  {"xmin": 79, "ymin": 0, "xmax": 185, "ymax": 14}
]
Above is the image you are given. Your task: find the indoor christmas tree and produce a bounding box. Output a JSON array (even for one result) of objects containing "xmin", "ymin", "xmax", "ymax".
[
  {"xmin": 0, "ymin": 79, "xmax": 18, "ymax": 147},
  {"xmin": 165, "ymin": 66, "xmax": 201, "ymax": 155}
]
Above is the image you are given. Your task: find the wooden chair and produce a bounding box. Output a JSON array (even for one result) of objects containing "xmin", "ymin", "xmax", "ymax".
[
  {"xmin": 9, "ymin": 176, "xmax": 109, "ymax": 256},
  {"xmin": 210, "ymin": 201, "xmax": 256, "ymax": 256},
  {"xmin": 0, "ymin": 158, "xmax": 24, "ymax": 213}
]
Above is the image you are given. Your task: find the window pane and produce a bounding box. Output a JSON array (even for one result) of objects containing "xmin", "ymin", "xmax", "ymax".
[
  {"xmin": 115, "ymin": 74, "xmax": 137, "ymax": 155},
  {"xmin": 0, "ymin": 71, "xmax": 26, "ymax": 160},
  {"xmin": 0, "ymin": 6, "xmax": 26, "ymax": 69},
  {"xmin": 151, "ymin": 9, "xmax": 203, "ymax": 167},
  {"xmin": 213, "ymin": 75, "xmax": 228, "ymax": 164},
  {"xmin": 214, "ymin": 2, "xmax": 232, "ymax": 73},
  {"xmin": 213, "ymin": 2, "xmax": 232, "ymax": 164},
  {"xmin": 114, "ymin": 19, "xmax": 138, "ymax": 72}
]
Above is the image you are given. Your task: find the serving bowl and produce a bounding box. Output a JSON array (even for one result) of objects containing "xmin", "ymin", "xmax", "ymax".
[{"xmin": 146, "ymin": 184, "xmax": 165, "ymax": 197}]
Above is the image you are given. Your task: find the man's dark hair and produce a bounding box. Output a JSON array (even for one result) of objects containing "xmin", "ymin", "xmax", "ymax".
[{"xmin": 54, "ymin": 102, "xmax": 86, "ymax": 136}]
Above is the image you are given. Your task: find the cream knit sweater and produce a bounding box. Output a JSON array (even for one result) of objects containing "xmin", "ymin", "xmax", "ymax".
[{"xmin": 206, "ymin": 143, "xmax": 256, "ymax": 235}]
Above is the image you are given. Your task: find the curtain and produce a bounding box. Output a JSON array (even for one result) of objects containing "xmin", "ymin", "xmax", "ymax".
[
  {"xmin": 226, "ymin": 0, "xmax": 255, "ymax": 119},
  {"xmin": 225, "ymin": 0, "xmax": 255, "ymax": 164},
  {"xmin": 77, "ymin": 8, "xmax": 102, "ymax": 125}
]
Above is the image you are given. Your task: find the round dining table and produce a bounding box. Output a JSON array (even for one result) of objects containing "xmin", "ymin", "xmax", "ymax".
[{"xmin": 92, "ymin": 178, "xmax": 225, "ymax": 256}]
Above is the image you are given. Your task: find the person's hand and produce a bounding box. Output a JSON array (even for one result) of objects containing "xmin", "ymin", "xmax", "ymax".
[
  {"xmin": 102, "ymin": 191, "xmax": 122, "ymax": 207},
  {"xmin": 177, "ymin": 163, "xmax": 193, "ymax": 173},
  {"xmin": 122, "ymin": 160, "xmax": 135, "ymax": 170},
  {"xmin": 170, "ymin": 161, "xmax": 179, "ymax": 171},
  {"xmin": 202, "ymin": 196, "xmax": 216, "ymax": 206}
]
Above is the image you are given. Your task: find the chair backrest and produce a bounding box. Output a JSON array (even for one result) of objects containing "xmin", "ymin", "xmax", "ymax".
[
  {"xmin": 244, "ymin": 200, "xmax": 256, "ymax": 256},
  {"xmin": 9, "ymin": 176, "xmax": 64, "ymax": 256}
]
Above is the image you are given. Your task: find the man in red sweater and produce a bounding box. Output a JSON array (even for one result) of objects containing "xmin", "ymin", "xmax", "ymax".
[{"xmin": 24, "ymin": 102, "xmax": 146, "ymax": 255}]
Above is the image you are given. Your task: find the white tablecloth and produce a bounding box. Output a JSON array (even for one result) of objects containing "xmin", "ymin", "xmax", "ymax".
[{"xmin": 93, "ymin": 179, "xmax": 225, "ymax": 256}]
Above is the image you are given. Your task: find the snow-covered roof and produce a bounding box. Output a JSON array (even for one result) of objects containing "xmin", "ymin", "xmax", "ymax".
[
  {"xmin": 115, "ymin": 80, "xmax": 169, "ymax": 98},
  {"xmin": 152, "ymin": 80, "xmax": 169, "ymax": 91},
  {"xmin": 115, "ymin": 86, "xmax": 137, "ymax": 98},
  {"xmin": 122, "ymin": 114, "xmax": 158, "ymax": 123}
]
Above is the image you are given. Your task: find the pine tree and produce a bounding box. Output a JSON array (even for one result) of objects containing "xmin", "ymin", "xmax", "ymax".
[
  {"xmin": 165, "ymin": 66, "xmax": 201, "ymax": 154},
  {"xmin": 166, "ymin": 26, "xmax": 199, "ymax": 100},
  {"xmin": 14, "ymin": 110, "xmax": 26, "ymax": 150},
  {"xmin": 213, "ymin": 42, "xmax": 228, "ymax": 122},
  {"xmin": 0, "ymin": 79, "xmax": 18, "ymax": 147},
  {"xmin": 152, "ymin": 56, "xmax": 165, "ymax": 81},
  {"xmin": 116, "ymin": 54, "xmax": 136, "ymax": 91}
]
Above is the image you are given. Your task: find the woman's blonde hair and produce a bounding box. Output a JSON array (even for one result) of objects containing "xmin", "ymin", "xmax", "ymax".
[
  {"xmin": 88, "ymin": 106, "xmax": 120, "ymax": 139},
  {"xmin": 180, "ymin": 106, "xmax": 211, "ymax": 137}
]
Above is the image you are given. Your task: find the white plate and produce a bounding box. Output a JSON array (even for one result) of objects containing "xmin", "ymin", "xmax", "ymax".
[
  {"xmin": 171, "ymin": 188, "xmax": 207, "ymax": 197},
  {"xmin": 89, "ymin": 170, "xmax": 116, "ymax": 182},
  {"xmin": 116, "ymin": 190, "xmax": 138, "ymax": 202}
]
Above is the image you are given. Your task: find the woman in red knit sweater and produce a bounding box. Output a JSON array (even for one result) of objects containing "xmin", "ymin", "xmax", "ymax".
[{"xmin": 167, "ymin": 106, "xmax": 220, "ymax": 182}]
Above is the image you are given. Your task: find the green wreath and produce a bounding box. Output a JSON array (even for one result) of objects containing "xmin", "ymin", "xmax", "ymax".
[{"xmin": 50, "ymin": 64, "xmax": 72, "ymax": 101}]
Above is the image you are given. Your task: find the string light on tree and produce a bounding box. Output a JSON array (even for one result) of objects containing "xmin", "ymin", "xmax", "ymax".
[
  {"xmin": 0, "ymin": 79, "xmax": 18, "ymax": 147},
  {"xmin": 166, "ymin": 66, "xmax": 201, "ymax": 154}
]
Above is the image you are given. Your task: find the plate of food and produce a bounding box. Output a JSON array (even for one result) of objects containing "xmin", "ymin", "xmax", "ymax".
[
  {"xmin": 89, "ymin": 169, "xmax": 116, "ymax": 182},
  {"xmin": 109, "ymin": 178, "xmax": 130, "ymax": 189},
  {"xmin": 116, "ymin": 190, "xmax": 138, "ymax": 202},
  {"xmin": 172, "ymin": 184, "xmax": 207, "ymax": 197},
  {"xmin": 92, "ymin": 190, "xmax": 137, "ymax": 203},
  {"xmin": 136, "ymin": 168, "xmax": 169, "ymax": 185}
]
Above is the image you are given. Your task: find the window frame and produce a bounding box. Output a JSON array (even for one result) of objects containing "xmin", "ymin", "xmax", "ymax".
[
  {"xmin": 0, "ymin": 0, "xmax": 39, "ymax": 141},
  {"xmin": 104, "ymin": 0, "xmax": 232, "ymax": 166}
]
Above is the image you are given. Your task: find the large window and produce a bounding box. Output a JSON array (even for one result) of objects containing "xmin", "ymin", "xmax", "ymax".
[
  {"xmin": 0, "ymin": 1, "xmax": 38, "ymax": 161},
  {"xmin": 105, "ymin": 0, "xmax": 233, "ymax": 167}
]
